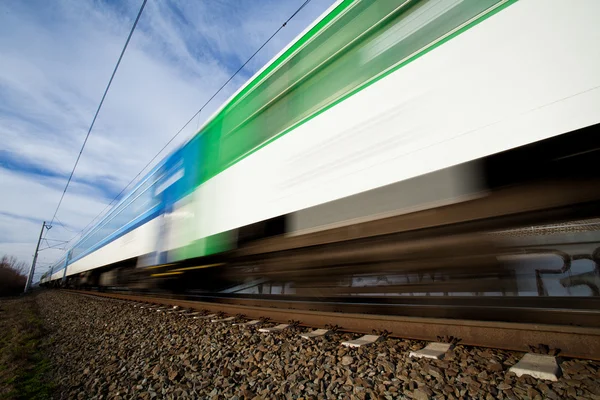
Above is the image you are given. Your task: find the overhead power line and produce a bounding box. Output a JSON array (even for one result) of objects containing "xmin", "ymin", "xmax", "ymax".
[
  {"xmin": 61, "ymin": 0, "xmax": 314, "ymax": 247},
  {"xmin": 39, "ymin": 239, "xmax": 67, "ymax": 251},
  {"xmin": 54, "ymin": 216, "xmax": 79, "ymax": 233},
  {"xmin": 45, "ymin": 0, "xmax": 148, "ymax": 235}
]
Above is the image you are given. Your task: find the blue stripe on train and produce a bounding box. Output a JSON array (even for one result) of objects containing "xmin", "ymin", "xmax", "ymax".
[
  {"xmin": 67, "ymin": 204, "xmax": 164, "ymax": 267},
  {"xmin": 63, "ymin": 134, "xmax": 202, "ymax": 274}
]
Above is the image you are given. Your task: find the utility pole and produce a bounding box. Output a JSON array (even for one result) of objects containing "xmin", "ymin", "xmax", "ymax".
[{"xmin": 24, "ymin": 221, "xmax": 51, "ymax": 293}]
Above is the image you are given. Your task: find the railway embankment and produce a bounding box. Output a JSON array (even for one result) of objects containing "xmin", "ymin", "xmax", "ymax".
[
  {"xmin": 0, "ymin": 295, "xmax": 54, "ymax": 400},
  {"xmin": 4, "ymin": 290, "xmax": 600, "ymax": 399}
]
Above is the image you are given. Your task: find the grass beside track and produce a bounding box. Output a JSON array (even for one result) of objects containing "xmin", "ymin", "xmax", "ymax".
[{"xmin": 0, "ymin": 295, "xmax": 53, "ymax": 400}]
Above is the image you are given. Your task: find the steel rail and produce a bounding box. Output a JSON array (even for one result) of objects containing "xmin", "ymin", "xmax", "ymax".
[
  {"xmin": 111, "ymin": 291, "xmax": 600, "ymax": 327},
  {"xmin": 66, "ymin": 289, "xmax": 600, "ymax": 360}
]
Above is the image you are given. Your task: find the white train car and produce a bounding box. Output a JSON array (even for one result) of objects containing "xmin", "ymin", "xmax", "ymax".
[{"xmin": 44, "ymin": 0, "xmax": 600, "ymax": 288}]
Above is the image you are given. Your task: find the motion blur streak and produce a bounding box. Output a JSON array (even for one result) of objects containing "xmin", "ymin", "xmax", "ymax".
[{"xmin": 40, "ymin": 0, "xmax": 600, "ymax": 325}]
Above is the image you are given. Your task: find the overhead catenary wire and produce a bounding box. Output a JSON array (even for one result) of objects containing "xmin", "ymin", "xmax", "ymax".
[
  {"xmin": 54, "ymin": 216, "xmax": 79, "ymax": 233},
  {"xmin": 44, "ymin": 0, "xmax": 148, "ymax": 237},
  {"xmin": 39, "ymin": 240, "xmax": 67, "ymax": 251},
  {"xmin": 60, "ymin": 0, "xmax": 314, "ymax": 248}
]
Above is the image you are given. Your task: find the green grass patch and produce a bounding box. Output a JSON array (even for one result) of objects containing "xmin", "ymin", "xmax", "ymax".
[{"xmin": 0, "ymin": 296, "xmax": 54, "ymax": 400}]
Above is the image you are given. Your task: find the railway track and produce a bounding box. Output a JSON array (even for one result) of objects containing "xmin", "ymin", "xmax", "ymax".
[{"xmin": 67, "ymin": 289, "xmax": 600, "ymax": 360}]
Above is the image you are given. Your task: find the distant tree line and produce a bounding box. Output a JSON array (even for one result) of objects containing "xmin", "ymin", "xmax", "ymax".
[{"xmin": 0, "ymin": 255, "xmax": 28, "ymax": 296}]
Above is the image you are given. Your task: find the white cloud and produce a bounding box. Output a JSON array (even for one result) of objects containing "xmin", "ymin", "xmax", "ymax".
[
  {"xmin": 0, "ymin": 168, "xmax": 109, "ymax": 275},
  {"xmin": 0, "ymin": 0, "xmax": 335, "ymax": 277}
]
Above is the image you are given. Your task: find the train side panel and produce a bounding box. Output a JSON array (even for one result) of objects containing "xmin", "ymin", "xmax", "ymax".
[
  {"xmin": 66, "ymin": 218, "xmax": 162, "ymax": 276},
  {"xmin": 197, "ymin": 0, "xmax": 600, "ymax": 238},
  {"xmin": 44, "ymin": 0, "xmax": 600, "ymax": 285},
  {"xmin": 62, "ymin": 136, "xmax": 206, "ymax": 277}
]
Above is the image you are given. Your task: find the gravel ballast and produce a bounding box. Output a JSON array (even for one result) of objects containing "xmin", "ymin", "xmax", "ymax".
[{"xmin": 37, "ymin": 291, "xmax": 600, "ymax": 399}]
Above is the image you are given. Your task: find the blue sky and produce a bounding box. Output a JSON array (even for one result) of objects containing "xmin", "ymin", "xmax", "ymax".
[{"xmin": 0, "ymin": 0, "xmax": 335, "ymax": 281}]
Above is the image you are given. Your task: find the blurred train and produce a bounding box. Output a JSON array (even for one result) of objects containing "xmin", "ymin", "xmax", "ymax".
[{"xmin": 41, "ymin": 0, "xmax": 600, "ymax": 296}]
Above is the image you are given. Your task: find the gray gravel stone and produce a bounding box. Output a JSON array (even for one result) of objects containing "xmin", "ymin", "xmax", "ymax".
[
  {"xmin": 36, "ymin": 291, "xmax": 600, "ymax": 400},
  {"xmin": 341, "ymin": 356, "xmax": 354, "ymax": 366}
]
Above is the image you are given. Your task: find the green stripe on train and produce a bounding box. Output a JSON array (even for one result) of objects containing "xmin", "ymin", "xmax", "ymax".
[
  {"xmin": 186, "ymin": 0, "xmax": 516, "ymax": 260},
  {"xmin": 168, "ymin": 232, "xmax": 232, "ymax": 262},
  {"xmin": 196, "ymin": 0, "xmax": 515, "ymax": 185}
]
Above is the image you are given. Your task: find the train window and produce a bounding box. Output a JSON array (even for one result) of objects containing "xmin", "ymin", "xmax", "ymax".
[{"xmin": 70, "ymin": 168, "xmax": 162, "ymax": 261}]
